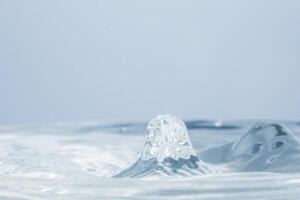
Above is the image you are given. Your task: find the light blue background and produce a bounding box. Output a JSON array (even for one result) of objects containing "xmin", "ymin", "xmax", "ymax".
[{"xmin": 0, "ymin": 0, "xmax": 299, "ymax": 125}]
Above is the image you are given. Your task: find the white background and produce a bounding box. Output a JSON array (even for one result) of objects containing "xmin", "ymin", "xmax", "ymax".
[{"xmin": 0, "ymin": 0, "xmax": 299, "ymax": 125}]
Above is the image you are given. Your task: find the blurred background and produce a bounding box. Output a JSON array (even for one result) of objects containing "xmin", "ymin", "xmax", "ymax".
[{"xmin": 0, "ymin": 0, "xmax": 299, "ymax": 125}]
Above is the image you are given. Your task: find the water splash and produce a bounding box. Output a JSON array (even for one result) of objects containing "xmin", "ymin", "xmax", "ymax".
[
  {"xmin": 230, "ymin": 123, "xmax": 299, "ymax": 159},
  {"xmin": 116, "ymin": 115, "xmax": 218, "ymax": 177},
  {"xmin": 141, "ymin": 115, "xmax": 196, "ymax": 162},
  {"xmin": 199, "ymin": 123, "xmax": 300, "ymax": 172}
]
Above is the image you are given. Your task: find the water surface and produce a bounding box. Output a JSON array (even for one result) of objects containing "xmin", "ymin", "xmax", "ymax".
[{"xmin": 0, "ymin": 120, "xmax": 299, "ymax": 199}]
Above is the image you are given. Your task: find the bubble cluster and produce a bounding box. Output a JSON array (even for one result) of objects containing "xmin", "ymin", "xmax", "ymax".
[{"xmin": 141, "ymin": 115, "xmax": 196, "ymax": 162}]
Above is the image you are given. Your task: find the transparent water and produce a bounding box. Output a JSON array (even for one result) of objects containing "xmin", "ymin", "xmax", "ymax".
[{"xmin": 0, "ymin": 119, "xmax": 299, "ymax": 199}]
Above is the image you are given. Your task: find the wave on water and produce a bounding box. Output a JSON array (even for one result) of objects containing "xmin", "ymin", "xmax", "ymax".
[
  {"xmin": 200, "ymin": 122, "xmax": 300, "ymax": 173},
  {"xmin": 0, "ymin": 115, "xmax": 300, "ymax": 180},
  {"xmin": 117, "ymin": 116, "xmax": 300, "ymax": 178},
  {"xmin": 0, "ymin": 117, "xmax": 300, "ymax": 199},
  {"xmin": 116, "ymin": 115, "xmax": 225, "ymax": 177}
]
